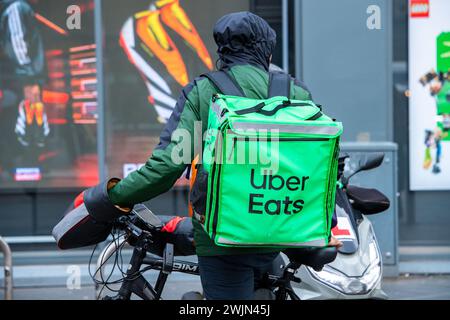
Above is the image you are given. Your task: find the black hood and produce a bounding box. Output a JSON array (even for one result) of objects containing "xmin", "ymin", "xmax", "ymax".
[{"xmin": 213, "ymin": 11, "xmax": 276, "ymax": 71}]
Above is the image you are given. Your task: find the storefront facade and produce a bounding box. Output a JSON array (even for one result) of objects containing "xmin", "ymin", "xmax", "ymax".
[{"xmin": 0, "ymin": 1, "xmax": 449, "ymax": 270}]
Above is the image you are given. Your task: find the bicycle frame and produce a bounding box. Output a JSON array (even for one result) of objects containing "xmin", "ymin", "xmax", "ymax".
[
  {"xmin": 94, "ymin": 214, "xmax": 307, "ymax": 301},
  {"xmin": 96, "ymin": 234, "xmax": 200, "ymax": 300},
  {"xmin": 95, "ymin": 235, "xmax": 302, "ymax": 300}
]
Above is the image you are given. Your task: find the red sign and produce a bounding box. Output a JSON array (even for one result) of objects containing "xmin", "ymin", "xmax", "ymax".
[
  {"xmin": 332, "ymin": 225, "xmax": 351, "ymax": 237},
  {"xmin": 332, "ymin": 217, "xmax": 357, "ymax": 240},
  {"xmin": 410, "ymin": 0, "xmax": 430, "ymax": 18}
]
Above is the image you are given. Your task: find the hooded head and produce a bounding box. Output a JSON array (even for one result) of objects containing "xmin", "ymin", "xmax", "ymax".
[{"xmin": 213, "ymin": 11, "xmax": 276, "ymax": 71}]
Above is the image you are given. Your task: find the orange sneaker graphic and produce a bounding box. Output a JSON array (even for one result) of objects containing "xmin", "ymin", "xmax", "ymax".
[
  {"xmin": 158, "ymin": 0, "xmax": 213, "ymax": 70},
  {"xmin": 119, "ymin": 1, "xmax": 213, "ymax": 124},
  {"xmin": 135, "ymin": 9, "xmax": 189, "ymax": 87}
]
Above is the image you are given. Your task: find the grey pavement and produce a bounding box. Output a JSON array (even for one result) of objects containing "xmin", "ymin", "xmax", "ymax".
[
  {"xmin": 2, "ymin": 273, "xmax": 450, "ymax": 300},
  {"xmin": 2, "ymin": 249, "xmax": 450, "ymax": 300},
  {"xmin": 382, "ymin": 275, "xmax": 450, "ymax": 300}
]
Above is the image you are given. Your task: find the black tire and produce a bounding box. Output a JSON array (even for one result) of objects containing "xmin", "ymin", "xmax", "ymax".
[{"xmin": 181, "ymin": 291, "xmax": 204, "ymax": 300}]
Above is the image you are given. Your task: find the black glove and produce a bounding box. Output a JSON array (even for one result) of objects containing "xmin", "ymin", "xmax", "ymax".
[{"xmin": 84, "ymin": 178, "xmax": 131, "ymax": 223}]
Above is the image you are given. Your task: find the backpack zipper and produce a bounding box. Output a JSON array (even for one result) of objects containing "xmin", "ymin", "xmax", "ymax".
[
  {"xmin": 206, "ymin": 163, "xmax": 217, "ymax": 233},
  {"xmin": 324, "ymin": 140, "xmax": 340, "ymax": 233},
  {"xmin": 211, "ymin": 163, "xmax": 222, "ymax": 241}
]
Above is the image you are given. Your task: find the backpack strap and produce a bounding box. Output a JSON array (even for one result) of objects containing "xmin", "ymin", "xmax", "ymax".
[
  {"xmin": 202, "ymin": 71, "xmax": 246, "ymax": 97},
  {"xmin": 268, "ymin": 72, "xmax": 291, "ymax": 98}
]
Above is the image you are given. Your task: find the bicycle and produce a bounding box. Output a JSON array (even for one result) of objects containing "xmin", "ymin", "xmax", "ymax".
[{"xmin": 91, "ymin": 204, "xmax": 337, "ymax": 300}]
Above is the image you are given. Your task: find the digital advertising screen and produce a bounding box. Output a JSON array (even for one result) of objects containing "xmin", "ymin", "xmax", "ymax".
[
  {"xmin": 0, "ymin": 0, "xmax": 98, "ymax": 189},
  {"xmin": 409, "ymin": 0, "xmax": 450, "ymax": 190},
  {"xmin": 102, "ymin": 0, "xmax": 250, "ymax": 185}
]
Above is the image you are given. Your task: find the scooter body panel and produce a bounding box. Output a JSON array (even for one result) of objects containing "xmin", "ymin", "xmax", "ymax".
[{"xmin": 290, "ymin": 218, "xmax": 388, "ymax": 300}]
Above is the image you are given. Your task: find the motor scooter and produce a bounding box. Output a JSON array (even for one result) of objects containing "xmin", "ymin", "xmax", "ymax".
[{"xmin": 291, "ymin": 153, "xmax": 390, "ymax": 299}]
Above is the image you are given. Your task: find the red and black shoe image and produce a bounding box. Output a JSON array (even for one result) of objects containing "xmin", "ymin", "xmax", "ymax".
[{"xmin": 119, "ymin": 0, "xmax": 213, "ymax": 124}]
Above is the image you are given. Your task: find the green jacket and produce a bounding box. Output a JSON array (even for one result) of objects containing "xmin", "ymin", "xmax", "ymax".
[{"xmin": 109, "ymin": 64, "xmax": 313, "ymax": 256}]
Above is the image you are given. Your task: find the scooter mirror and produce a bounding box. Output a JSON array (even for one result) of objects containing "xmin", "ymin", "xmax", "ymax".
[
  {"xmin": 341, "ymin": 153, "xmax": 385, "ymax": 186},
  {"xmin": 358, "ymin": 153, "xmax": 385, "ymax": 172}
]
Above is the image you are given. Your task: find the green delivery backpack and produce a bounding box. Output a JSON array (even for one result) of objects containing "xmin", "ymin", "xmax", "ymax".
[{"xmin": 189, "ymin": 70, "xmax": 343, "ymax": 248}]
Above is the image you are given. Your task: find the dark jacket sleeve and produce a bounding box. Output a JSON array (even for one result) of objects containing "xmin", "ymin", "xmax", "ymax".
[
  {"xmin": 2, "ymin": 1, "xmax": 45, "ymax": 86},
  {"xmin": 108, "ymin": 82, "xmax": 200, "ymax": 207}
]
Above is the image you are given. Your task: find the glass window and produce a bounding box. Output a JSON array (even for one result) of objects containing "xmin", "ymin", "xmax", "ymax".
[{"xmin": 0, "ymin": 0, "xmax": 98, "ymax": 189}]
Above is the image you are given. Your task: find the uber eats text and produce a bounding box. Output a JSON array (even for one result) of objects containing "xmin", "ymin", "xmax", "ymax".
[{"xmin": 249, "ymin": 169, "xmax": 309, "ymax": 215}]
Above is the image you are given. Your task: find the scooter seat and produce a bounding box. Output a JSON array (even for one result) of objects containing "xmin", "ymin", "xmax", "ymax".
[{"xmin": 283, "ymin": 247, "xmax": 337, "ymax": 271}]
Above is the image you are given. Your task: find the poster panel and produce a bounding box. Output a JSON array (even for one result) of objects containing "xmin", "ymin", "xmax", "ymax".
[{"xmin": 409, "ymin": 0, "xmax": 450, "ymax": 190}]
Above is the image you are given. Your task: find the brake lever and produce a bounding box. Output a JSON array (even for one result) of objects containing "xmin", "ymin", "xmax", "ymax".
[{"xmin": 124, "ymin": 219, "xmax": 143, "ymax": 238}]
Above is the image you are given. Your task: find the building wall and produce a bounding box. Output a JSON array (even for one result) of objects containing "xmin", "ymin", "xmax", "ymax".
[
  {"xmin": 298, "ymin": 0, "xmax": 450, "ymax": 246},
  {"xmin": 2, "ymin": 0, "xmax": 449, "ymax": 247},
  {"xmin": 298, "ymin": 0, "xmax": 392, "ymax": 142}
]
